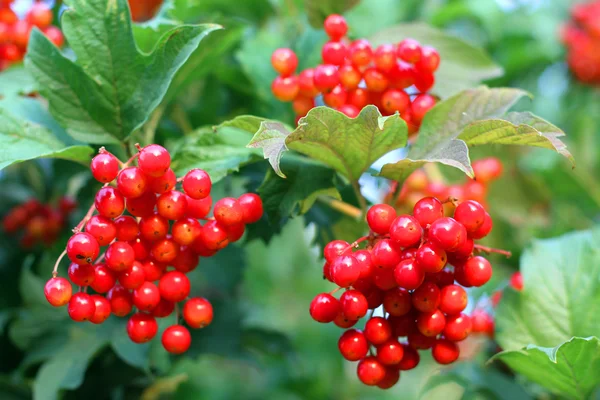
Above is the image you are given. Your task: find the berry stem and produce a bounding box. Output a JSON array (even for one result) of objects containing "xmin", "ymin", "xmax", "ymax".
[
  {"xmin": 317, "ymin": 196, "xmax": 362, "ymax": 219},
  {"xmin": 72, "ymin": 185, "xmax": 107, "ymax": 233},
  {"xmin": 329, "ymin": 287, "xmax": 341, "ymax": 295},
  {"xmin": 52, "ymin": 249, "xmax": 67, "ymax": 277},
  {"xmin": 474, "ymin": 244, "xmax": 512, "ymax": 258}
]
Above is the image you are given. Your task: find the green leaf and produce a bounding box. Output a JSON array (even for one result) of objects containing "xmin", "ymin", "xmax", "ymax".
[
  {"xmin": 0, "ymin": 67, "xmax": 38, "ymax": 97},
  {"xmin": 248, "ymin": 105, "xmax": 408, "ymax": 180},
  {"xmin": 304, "ymin": 0, "xmax": 360, "ymax": 28},
  {"xmin": 25, "ymin": 0, "xmax": 220, "ymax": 144},
  {"xmin": 379, "ymin": 87, "xmax": 572, "ymax": 182},
  {"xmin": 258, "ymin": 155, "xmax": 340, "ymax": 223},
  {"xmin": 489, "ymin": 337, "xmax": 600, "ymax": 400},
  {"xmin": 0, "ymin": 108, "xmax": 93, "ymax": 170},
  {"xmin": 368, "ymin": 23, "xmax": 503, "ymax": 98},
  {"xmin": 169, "ymin": 126, "xmax": 262, "ymax": 183},
  {"xmin": 495, "ymin": 228, "xmax": 600, "ymax": 350}
]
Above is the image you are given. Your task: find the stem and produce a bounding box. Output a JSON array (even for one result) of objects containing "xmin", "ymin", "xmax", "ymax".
[
  {"xmin": 171, "ymin": 104, "xmax": 193, "ymax": 135},
  {"xmin": 52, "ymin": 250, "xmax": 67, "ymax": 277},
  {"xmin": 144, "ymin": 106, "xmax": 165, "ymax": 145},
  {"xmin": 317, "ymin": 196, "xmax": 362, "ymax": 219},
  {"xmin": 351, "ymin": 180, "xmax": 368, "ymax": 216},
  {"xmin": 474, "ymin": 244, "xmax": 512, "ymax": 258},
  {"xmin": 329, "ymin": 287, "xmax": 341, "ymax": 295},
  {"xmin": 73, "ymin": 198, "xmax": 100, "ymax": 233},
  {"xmin": 94, "ymin": 252, "xmax": 106, "ymax": 264},
  {"xmin": 121, "ymin": 151, "xmax": 140, "ymax": 169}
]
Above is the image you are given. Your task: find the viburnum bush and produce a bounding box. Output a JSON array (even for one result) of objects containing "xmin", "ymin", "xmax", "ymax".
[
  {"xmin": 0, "ymin": 0, "xmax": 596, "ymax": 398},
  {"xmin": 44, "ymin": 144, "xmax": 263, "ymax": 353},
  {"xmin": 561, "ymin": 0, "xmax": 600, "ymax": 85},
  {"xmin": 270, "ymin": 14, "xmax": 439, "ymax": 132}
]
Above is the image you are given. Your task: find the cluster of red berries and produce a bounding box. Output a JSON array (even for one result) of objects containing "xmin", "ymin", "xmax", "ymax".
[
  {"xmin": 43, "ymin": 144, "xmax": 263, "ymax": 354},
  {"xmin": 386, "ymin": 158, "xmax": 503, "ymax": 213},
  {"xmin": 309, "ymin": 197, "xmax": 500, "ymax": 388},
  {"xmin": 0, "ymin": 1, "xmax": 64, "ymax": 71},
  {"xmin": 127, "ymin": 0, "xmax": 163, "ymax": 22},
  {"xmin": 2, "ymin": 196, "xmax": 76, "ymax": 248},
  {"xmin": 270, "ymin": 14, "xmax": 440, "ymax": 133},
  {"xmin": 561, "ymin": 0, "xmax": 600, "ymax": 85}
]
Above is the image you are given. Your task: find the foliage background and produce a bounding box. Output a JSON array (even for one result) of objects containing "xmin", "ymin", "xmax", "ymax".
[{"xmin": 0, "ymin": 0, "xmax": 598, "ymax": 399}]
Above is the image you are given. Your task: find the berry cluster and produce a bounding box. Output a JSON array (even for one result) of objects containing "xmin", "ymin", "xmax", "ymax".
[
  {"xmin": 561, "ymin": 0, "xmax": 600, "ymax": 85},
  {"xmin": 43, "ymin": 144, "xmax": 263, "ymax": 354},
  {"xmin": 309, "ymin": 197, "xmax": 505, "ymax": 388},
  {"xmin": 386, "ymin": 158, "xmax": 503, "ymax": 212},
  {"xmin": 270, "ymin": 14, "xmax": 440, "ymax": 133},
  {"xmin": 0, "ymin": 1, "xmax": 64, "ymax": 72},
  {"xmin": 2, "ymin": 196, "xmax": 76, "ymax": 248},
  {"xmin": 127, "ymin": 0, "xmax": 163, "ymax": 22}
]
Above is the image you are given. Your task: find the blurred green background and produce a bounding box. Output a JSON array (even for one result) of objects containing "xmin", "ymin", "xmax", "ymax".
[{"xmin": 0, "ymin": 0, "xmax": 599, "ymax": 399}]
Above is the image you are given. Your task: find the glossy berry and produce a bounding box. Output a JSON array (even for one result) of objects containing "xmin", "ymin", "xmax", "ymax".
[
  {"xmin": 432, "ymin": 339, "xmax": 460, "ymax": 364},
  {"xmin": 322, "ymin": 41, "xmax": 347, "ymax": 65},
  {"xmin": 338, "ymin": 64, "xmax": 362, "ymax": 90},
  {"xmin": 117, "ymin": 167, "xmax": 147, "ymax": 199},
  {"xmin": 471, "ymin": 309, "xmax": 495, "ymax": 337},
  {"xmin": 338, "ymin": 329, "xmax": 369, "ymax": 361},
  {"xmin": 139, "ymin": 213, "xmax": 169, "ymax": 242},
  {"xmin": 140, "ymin": 259, "xmax": 166, "ymax": 282},
  {"xmin": 348, "ymin": 39, "xmax": 373, "ymax": 67},
  {"xmin": 152, "ymin": 299, "xmax": 175, "ymax": 318},
  {"xmin": 172, "ymin": 246, "xmax": 200, "ymax": 273},
  {"xmin": 214, "ymin": 197, "xmax": 244, "ymax": 226},
  {"xmin": 354, "ymin": 249, "xmax": 374, "ymax": 279},
  {"xmin": 90, "ymin": 153, "xmax": 119, "ymax": 183},
  {"xmin": 89, "ymin": 295, "xmax": 111, "ymax": 324},
  {"xmin": 377, "ymin": 369, "xmax": 400, "ymax": 390},
  {"xmin": 412, "ymin": 282, "xmax": 441, "ymax": 313},
  {"xmin": 162, "ymin": 325, "xmax": 192, "ymax": 354},
  {"xmin": 271, "ymin": 48, "xmax": 298, "ymax": 76},
  {"xmin": 309, "ymin": 293, "xmax": 340, "ymax": 323},
  {"xmin": 271, "ymin": 76, "xmax": 299, "ymax": 101},
  {"xmin": 148, "ymin": 168, "xmax": 176, "ymax": 194},
  {"xmin": 68, "ymin": 263, "xmax": 95, "ymax": 286},
  {"xmin": 470, "ymin": 212, "xmax": 493, "ymax": 239},
  {"xmin": 126, "ymin": 191, "xmax": 156, "ymax": 217},
  {"xmin": 381, "ymin": 89, "xmax": 410, "ymax": 114},
  {"xmin": 186, "ymin": 195, "xmax": 212, "ymax": 219},
  {"xmin": 394, "ymin": 259, "xmax": 425, "ymax": 290},
  {"xmin": 199, "ymin": 220, "xmax": 229, "ymax": 250},
  {"xmin": 364, "ymin": 68, "xmax": 389, "ymax": 92},
  {"xmin": 298, "ymin": 68, "xmax": 319, "ymax": 97},
  {"xmin": 151, "ymin": 238, "xmax": 179, "ymax": 263},
  {"xmin": 127, "ymin": 312, "xmax": 158, "ymax": 343},
  {"xmin": 68, "ymin": 293, "xmax": 96, "ymax": 322},
  {"xmin": 293, "ymin": 95, "xmax": 315, "ymax": 115},
  {"xmin": 416, "ymin": 46, "xmax": 441, "ymax": 73},
  {"xmin": 366, "ymin": 204, "xmax": 396, "ymax": 234},
  {"xmin": 510, "ymin": 271, "xmax": 524, "ymax": 291},
  {"xmin": 415, "ymin": 242, "xmax": 447, "ymax": 273},
  {"xmin": 183, "ymin": 297, "xmax": 213, "ymax": 329},
  {"xmin": 330, "ymin": 255, "xmax": 361, "ymax": 287},
  {"xmin": 443, "ymin": 313, "xmax": 472, "ymax": 342},
  {"xmin": 334, "ymin": 313, "xmax": 358, "ymax": 328},
  {"xmin": 85, "ymin": 215, "xmax": 117, "ymax": 246},
  {"xmin": 377, "ymin": 339, "xmax": 404, "ymax": 365},
  {"xmin": 107, "ymin": 285, "xmax": 133, "ymax": 317},
  {"xmin": 67, "ymin": 232, "xmax": 100, "ymax": 265},
  {"xmin": 397, "ymin": 39, "xmax": 422, "ymax": 63},
  {"xmin": 238, "ymin": 193, "xmax": 263, "ymax": 223},
  {"xmin": 411, "ymin": 94, "xmax": 436, "ymax": 123},
  {"xmin": 412, "ymin": 197, "xmax": 444, "ymax": 228},
  {"xmin": 138, "ymin": 144, "xmax": 171, "ymax": 178},
  {"xmin": 357, "ymin": 356, "xmax": 386, "ymax": 386},
  {"xmin": 323, "ymin": 14, "xmax": 348, "ymax": 40},
  {"xmin": 313, "ymin": 64, "xmax": 339, "ymax": 92},
  {"xmin": 91, "ymin": 264, "xmax": 117, "ymax": 293},
  {"xmin": 95, "ymin": 187, "xmax": 125, "ymax": 218},
  {"xmin": 417, "ymin": 309, "xmax": 446, "ymax": 337},
  {"xmin": 106, "ymin": 241, "xmax": 135, "ymax": 272},
  {"xmin": 383, "ymin": 287, "xmax": 411, "ymax": 316},
  {"xmin": 182, "ymin": 169, "xmax": 211, "ymax": 200},
  {"xmin": 398, "ymin": 344, "xmax": 420, "ymax": 370},
  {"xmin": 172, "ymin": 217, "xmax": 202, "ymax": 245},
  {"xmin": 408, "ymin": 330, "xmax": 436, "ymax": 349},
  {"xmin": 44, "ymin": 277, "xmax": 72, "ymax": 307},
  {"xmin": 340, "ymin": 290, "xmax": 368, "ymax": 320},
  {"xmin": 112, "ymin": 216, "xmax": 138, "ymax": 242},
  {"xmin": 157, "ymin": 190, "xmax": 188, "ymax": 220},
  {"xmin": 439, "ymin": 285, "xmax": 468, "ymax": 315},
  {"xmin": 323, "ymin": 84, "xmax": 347, "ymax": 108},
  {"xmin": 462, "ymin": 256, "xmax": 492, "ymax": 287},
  {"xmin": 364, "ymin": 317, "xmax": 392, "ymax": 345},
  {"xmin": 389, "ymin": 215, "xmax": 422, "ymax": 248},
  {"xmin": 454, "ymin": 200, "xmax": 486, "ymax": 233},
  {"xmin": 159, "ymin": 271, "xmax": 190, "ymax": 303},
  {"xmin": 372, "ymin": 268, "xmax": 397, "ymax": 291},
  {"xmin": 118, "ymin": 261, "xmax": 146, "ymax": 290},
  {"xmin": 428, "ymin": 217, "xmax": 467, "ymax": 251},
  {"xmin": 133, "ymin": 282, "xmax": 161, "ymax": 311}
]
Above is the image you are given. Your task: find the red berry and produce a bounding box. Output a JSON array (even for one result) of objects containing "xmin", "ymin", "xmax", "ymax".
[
  {"xmin": 432, "ymin": 339, "xmax": 459, "ymax": 364},
  {"xmin": 162, "ymin": 325, "xmax": 191, "ymax": 354},
  {"xmin": 271, "ymin": 48, "xmax": 298, "ymax": 76},
  {"xmin": 414, "ymin": 71, "xmax": 435, "ymax": 92},
  {"xmin": 451, "ymin": 237, "xmax": 474, "ymax": 260},
  {"xmin": 117, "ymin": 167, "xmax": 148, "ymax": 199},
  {"xmin": 470, "ymin": 212, "xmax": 493, "ymax": 239},
  {"xmin": 272, "ymin": 76, "xmax": 299, "ymax": 101},
  {"xmin": 89, "ymin": 295, "xmax": 111, "ymax": 324},
  {"xmin": 106, "ymin": 241, "xmax": 135, "ymax": 272},
  {"xmin": 323, "ymin": 84, "xmax": 347, "ymax": 108},
  {"xmin": 133, "ymin": 282, "xmax": 161, "ymax": 311},
  {"xmin": 68, "ymin": 292, "xmax": 96, "ymax": 322},
  {"xmin": 348, "ymin": 39, "xmax": 372, "ymax": 67},
  {"xmin": 462, "ymin": 256, "xmax": 492, "ymax": 287},
  {"xmin": 186, "ymin": 195, "xmax": 212, "ymax": 219},
  {"xmin": 237, "ymin": 193, "xmax": 262, "ymax": 224},
  {"xmin": 44, "ymin": 277, "xmax": 72, "ymax": 307},
  {"xmin": 148, "ymin": 168, "xmax": 176, "ymax": 194},
  {"xmin": 331, "ymin": 255, "xmax": 361, "ymax": 287},
  {"xmin": 172, "ymin": 246, "xmax": 200, "ymax": 273},
  {"xmin": 364, "ymin": 68, "xmax": 389, "ymax": 92},
  {"xmin": 139, "ymin": 213, "xmax": 169, "ymax": 242},
  {"xmin": 416, "ymin": 46, "xmax": 440, "ymax": 73},
  {"xmin": 27, "ymin": 3, "xmax": 53, "ymax": 28},
  {"xmin": 151, "ymin": 238, "xmax": 179, "ymax": 263},
  {"xmin": 372, "ymin": 268, "xmax": 397, "ymax": 291},
  {"xmin": 127, "ymin": 312, "xmax": 158, "ymax": 343},
  {"xmin": 398, "ymin": 344, "xmax": 420, "ymax": 370},
  {"xmin": 152, "ymin": 299, "xmax": 175, "ymax": 318},
  {"xmin": 340, "ymin": 290, "xmax": 368, "ymax": 320},
  {"xmin": 372, "ymin": 239, "xmax": 402, "ymax": 269},
  {"xmin": 171, "ymin": 217, "xmax": 201, "ymax": 246},
  {"xmin": 140, "ymin": 259, "xmax": 166, "ymax": 282},
  {"xmin": 389, "ymin": 215, "xmax": 422, "ymax": 248},
  {"xmin": 182, "ymin": 169, "xmax": 211, "ymax": 200},
  {"xmin": 354, "ymin": 249, "xmax": 374, "ymax": 279},
  {"xmin": 428, "ymin": 217, "xmax": 467, "ymax": 251},
  {"xmin": 157, "ymin": 190, "xmax": 188, "ymax": 220},
  {"xmin": 214, "ymin": 197, "xmax": 244, "ymax": 226},
  {"xmin": 439, "ymin": 284, "xmax": 468, "ymax": 315},
  {"xmin": 107, "ymin": 285, "xmax": 133, "ymax": 317},
  {"xmin": 338, "ymin": 329, "xmax": 369, "ymax": 361},
  {"xmin": 298, "ymin": 68, "xmax": 319, "ymax": 97},
  {"xmin": 158, "ymin": 271, "xmax": 190, "ymax": 303},
  {"xmin": 309, "ymin": 293, "xmax": 340, "ymax": 323},
  {"xmin": 413, "ymin": 197, "xmax": 444, "ymax": 228},
  {"xmin": 381, "ymin": 88, "xmax": 410, "ymax": 114},
  {"xmin": 337, "ymin": 104, "xmax": 360, "ymax": 118},
  {"xmin": 394, "ymin": 259, "xmax": 424, "ymax": 290},
  {"xmin": 347, "ymin": 88, "xmax": 369, "ymax": 109},
  {"xmin": 67, "ymin": 232, "xmax": 100, "ymax": 265},
  {"xmin": 510, "ymin": 271, "xmax": 524, "ymax": 291},
  {"xmin": 85, "ymin": 215, "xmax": 116, "ymax": 246},
  {"xmin": 68, "ymin": 263, "xmax": 95, "ymax": 286},
  {"xmin": 292, "ymin": 95, "xmax": 314, "ymax": 116},
  {"xmin": 183, "ymin": 297, "xmax": 213, "ymax": 328},
  {"xmin": 411, "ymin": 94, "xmax": 436, "ymax": 123},
  {"xmin": 397, "ymin": 39, "xmax": 422, "ymax": 63},
  {"xmin": 126, "ymin": 191, "xmax": 157, "ymax": 218},
  {"xmin": 322, "ymin": 41, "xmax": 347, "ymax": 65},
  {"xmin": 43, "ymin": 25, "xmax": 64, "ymax": 47},
  {"xmin": 415, "ymin": 242, "xmax": 447, "ymax": 273},
  {"xmin": 374, "ymin": 44, "xmax": 396, "ymax": 72},
  {"xmin": 366, "ymin": 204, "xmax": 396, "ymax": 234},
  {"xmin": 199, "ymin": 220, "xmax": 229, "ymax": 250},
  {"xmin": 357, "ymin": 356, "xmax": 386, "ymax": 386},
  {"xmin": 377, "ymin": 368, "xmax": 400, "ymax": 389},
  {"xmin": 91, "ymin": 264, "xmax": 117, "ymax": 293},
  {"xmin": 443, "ymin": 313, "xmax": 472, "ymax": 341},
  {"xmin": 383, "ymin": 288, "xmax": 411, "ymax": 316},
  {"xmin": 338, "ymin": 64, "xmax": 362, "ymax": 90},
  {"xmin": 408, "ymin": 330, "xmax": 436, "ymax": 349},
  {"xmin": 324, "ymin": 240, "xmax": 350, "ymax": 263},
  {"xmin": 334, "ymin": 312, "xmax": 358, "ymax": 328},
  {"xmin": 118, "ymin": 261, "xmax": 146, "ymax": 290},
  {"xmin": 90, "ymin": 153, "xmax": 119, "ymax": 183},
  {"xmin": 412, "ymin": 282, "xmax": 441, "ymax": 313},
  {"xmin": 377, "ymin": 339, "xmax": 404, "ymax": 365},
  {"xmin": 417, "ymin": 309, "xmax": 446, "ymax": 337},
  {"xmin": 364, "ymin": 316, "xmax": 392, "ymax": 345},
  {"xmin": 313, "ymin": 64, "xmax": 339, "ymax": 92},
  {"xmin": 323, "ymin": 14, "xmax": 348, "ymax": 40},
  {"xmin": 138, "ymin": 144, "xmax": 171, "ymax": 178},
  {"xmin": 454, "ymin": 200, "xmax": 486, "ymax": 233},
  {"xmin": 389, "ymin": 313, "xmax": 416, "ymax": 337},
  {"xmin": 472, "ymin": 158, "xmax": 503, "ymax": 184},
  {"xmin": 95, "ymin": 187, "xmax": 125, "ymax": 218},
  {"xmin": 471, "ymin": 309, "xmax": 495, "ymax": 337}
]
